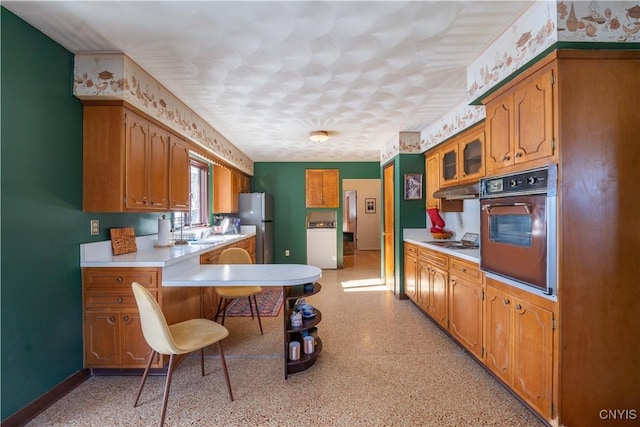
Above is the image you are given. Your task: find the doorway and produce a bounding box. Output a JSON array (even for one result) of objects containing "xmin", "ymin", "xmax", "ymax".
[
  {"xmin": 383, "ymin": 163, "xmax": 395, "ymax": 293},
  {"xmin": 342, "ymin": 179, "xmax": 381, "ymax": 269}
]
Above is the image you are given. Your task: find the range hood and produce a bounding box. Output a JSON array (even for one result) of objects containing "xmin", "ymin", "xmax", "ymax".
[{"xmin": 433, "ymin": 182, "xmax": 479, "ymax": 200}]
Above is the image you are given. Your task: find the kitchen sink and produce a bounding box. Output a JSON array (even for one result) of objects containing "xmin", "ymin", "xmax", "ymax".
[{"xmin": 187, "ymin": 235, "xmax": 241, "ymax": 245}]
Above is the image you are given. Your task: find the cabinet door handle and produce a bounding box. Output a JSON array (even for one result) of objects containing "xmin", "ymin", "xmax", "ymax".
[
  {"xmin": 515, "ymin": 304, "xmax": 522, "ymax": 310},
  {"xmin": 515, "ymin": 152, "xmax": 523, "ymax": 158},
  {"xmin": 123, "ymin": 315, "xmax": 129, "ymax": 322},
  {"xmin": 108, "ymin": 316, "xmax": 116, "ymax": 323},
  {"xmin": 503, "ymin": 298, "xmax": 510, "ymax": 305},
  {"xmin": 461, "ymin": 267, "xmax": 467, "ymax": 273},
  {"xmin": 503, "ymin": 155, "xmax": 511, "ymax": 161},
  {"xmin": 117, "ymin": 277, "xmax": 123, "ymax": 283},
  {"xmin": 116, "ymin": 297, "xmax": 123, "ymax": 303}
]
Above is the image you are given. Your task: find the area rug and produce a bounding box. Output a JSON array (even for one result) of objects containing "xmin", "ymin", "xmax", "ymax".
[{"xmin": 223, "ymin": 287, "xmax": 284, "ymax": 317}]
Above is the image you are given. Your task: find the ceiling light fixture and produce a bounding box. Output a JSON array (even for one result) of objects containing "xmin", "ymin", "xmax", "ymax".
[{"xmin": 309, "ymin": 131, "xmax": 329, "ymax": 142}]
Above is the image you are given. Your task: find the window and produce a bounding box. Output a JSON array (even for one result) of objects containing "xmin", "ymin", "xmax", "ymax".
[
  {"xmin": 174, "ymin": 158, "xmax": 210, "ymax": 228},
  {"xmin": 190, "ymin": 159, "xmax": 209, "ymax": 225}
]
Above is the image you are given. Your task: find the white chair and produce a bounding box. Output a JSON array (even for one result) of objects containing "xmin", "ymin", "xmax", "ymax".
[
  {"xmin": 214, "ymin": 247, "xmax": 264, "ymax": 335},
  {"xmin": 131, "ymin": 282, "xmax": 233, "ymax": 426}
]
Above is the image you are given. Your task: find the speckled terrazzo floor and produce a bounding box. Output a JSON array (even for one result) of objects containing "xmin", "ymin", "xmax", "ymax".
[{"xmin": 27, "ymin": 262, "xmax": 545, "ymax": 427}]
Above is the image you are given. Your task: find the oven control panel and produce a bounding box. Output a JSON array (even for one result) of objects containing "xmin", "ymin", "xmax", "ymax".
[{"xmin": 481, "ymin": 165, "xmax": 557, "ymax": 198}]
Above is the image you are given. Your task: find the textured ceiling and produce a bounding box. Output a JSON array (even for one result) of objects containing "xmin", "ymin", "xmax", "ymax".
[{"xmin": 4, "ymin": 1, "xmax": 531, "ymax": 162}]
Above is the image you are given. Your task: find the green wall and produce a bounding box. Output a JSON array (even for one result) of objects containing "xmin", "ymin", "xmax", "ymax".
[
  {"xmin": 252, "ymin": 162, "xmax": 380, "ymax": 266},
  {"xmin": 1, "ymin": 8, "xmax": 166, "ymax": 420}
]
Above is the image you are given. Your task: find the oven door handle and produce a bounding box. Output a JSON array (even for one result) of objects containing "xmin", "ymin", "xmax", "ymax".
[{"xmin": 482, "ymin": 202, "xmax": 532, "ymax": 215}]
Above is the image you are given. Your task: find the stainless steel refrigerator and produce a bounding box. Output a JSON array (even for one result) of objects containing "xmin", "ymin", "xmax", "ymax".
[{"xmin": 238, "ymin": 193, "xmax": 274, "ymax": 264}]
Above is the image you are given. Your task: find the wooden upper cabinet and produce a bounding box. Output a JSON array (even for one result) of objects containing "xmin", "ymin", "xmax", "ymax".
[
  {"xmin": 513, "ymin": 67, "xmax": 555, "ymax": 164},
  {"xmin": 83, "ymin": 104, "xmax": 190, "ymax": 213},
  {"xmin": 213, "ymin": 165, "xmax": 247, "ymax": 213},
  {"xmin": 425, "ymin": 153, "xmax": 440, "ymax": 210},
  {"xmin": 425, "ymin": 152, "xmax": 462, "ymax": 212},
  {"xmin": 440, "ymin": 144, "xmax": 459, "ymax": 186},
  {"xmin": 124, "ymin": 117, "xmax": 169, "ymax": 211},
  {"xmin": 458, "ymin": 127, "xmax": 485, "ymax": 182},
  {"xmin": 485, "ymin": 63, "xmax": 556, "ymax": 174},
  {"xmin": 169, "ymin": 136, "xmax": 190, "ymax": 211},
  {"xmin": 213, "ymin": 165, "xmax": 232, "ymax": 213},
  {"xmin": 305, "ymin": 169, "xmax": 339, "ymax": 208}
]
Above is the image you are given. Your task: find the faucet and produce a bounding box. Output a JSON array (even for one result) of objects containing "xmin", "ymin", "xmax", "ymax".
[{"xmin": 200, "ymin": 227, "xmax": 214, "ymax": 240}]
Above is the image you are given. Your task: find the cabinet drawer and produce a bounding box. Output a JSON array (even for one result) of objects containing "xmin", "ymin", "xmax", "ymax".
[
  {"xmin": 200, "ymin": 249, "xmax": 223, "ymax": 264},
  {"xmin": 404, "ymin": 243, "xmax": 418, "ymax": 256},
  {"xmin": 84, "ymin": 290, "xmax": 157, "ymax": 309},
  {"xmin": 450, "ymin": 258, "xmax": 482, "ymax": 284},
  {"xmin": 418, "ymin": 248, "xmax": 448, "ymax": 269},
  {"xmin": 83, "ymin": 268, "xmax": 159, "ymax": 290}
]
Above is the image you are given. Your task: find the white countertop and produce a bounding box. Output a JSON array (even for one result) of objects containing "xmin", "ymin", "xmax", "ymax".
[
  {"xmin": 163, "ymin": 263, "xmax": 322, "ymax": 287},
  {"xmin": 80, "ymin": 231, "xmax": 256, "ymax": 267},
  {"xmin": 403, "ymin": 228, "xmax": 480, "ymax": 263}
]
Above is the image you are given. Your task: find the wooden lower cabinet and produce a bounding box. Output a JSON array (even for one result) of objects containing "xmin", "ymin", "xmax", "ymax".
[
  {"xmin": 403, "ymin": 244, "xmax": 557, "ymax": 421},
  {"xmin": 417, "ymin": 248, "xmax": 448, "ymax": 329},
  {"xmin": 485, "ymin": 278, "xmax": 555, "ymax": 420},
  {"xmin": 448, "ymin": 257, "xmax": 483, "ymax": 359},
  {"xmin": 82, "ymin": 236, "xmax": 256, "ymax": 370},
  {"xmin": 84, "ymin": 310, "xmax": 156, "ymax": 368},
  {"xmin": 82, "ymin": 267, "xmax": 164, "ymax": 368},
  {"xmin": 403, "ymin": 243, "xmax": 418, "ymax": 302}
]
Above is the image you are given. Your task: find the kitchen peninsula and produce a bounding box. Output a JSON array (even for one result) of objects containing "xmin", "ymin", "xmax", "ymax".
[{"xmin": 80, "ymin": 231, "xmax": 323, "ymax": 378}]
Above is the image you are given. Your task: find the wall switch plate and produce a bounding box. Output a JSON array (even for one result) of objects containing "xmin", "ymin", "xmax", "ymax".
[
  {"xmin": 90, "ymin": 220, "xmax": 99, "ymax": 235},
  {"xmin": 285, "ymin": 249, "xmax": 290, "ymax": 256}
]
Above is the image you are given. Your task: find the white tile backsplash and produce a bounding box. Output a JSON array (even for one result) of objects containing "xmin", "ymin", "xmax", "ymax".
[{"xmin": 433, "ymin": 199, "xmax": 480, "ymax": 240}]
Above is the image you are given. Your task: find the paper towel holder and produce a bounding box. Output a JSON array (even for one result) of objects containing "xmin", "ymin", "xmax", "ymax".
[{"xmin": 154, "ymin": 215, "xmax": 176, "ymax": 248}]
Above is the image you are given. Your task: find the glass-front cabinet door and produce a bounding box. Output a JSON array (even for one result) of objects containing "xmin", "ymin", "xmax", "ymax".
[
  {"xmin": 459, "ymin": 128, "xmax": 485, "ymax": 183},
  {"xmin": 440, "ymin": 145, "xmax": 459, "ymax": 185}
]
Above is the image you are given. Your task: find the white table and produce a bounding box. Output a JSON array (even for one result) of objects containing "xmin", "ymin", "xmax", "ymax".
[
  {"xmin": 162, "ymin": 264, "xmax": 322, "ymax": 287},
  {"xmin": 162, "ymin": 263, "xmax": 324, "ymax": 378}
]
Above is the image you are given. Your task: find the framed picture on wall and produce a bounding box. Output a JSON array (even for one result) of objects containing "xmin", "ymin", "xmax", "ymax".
[
  {"xmin": 404, "ymin": 174, "xmax": 423, "ymax": 200},
  {"xmin": 365, "ymin": 198, "xmax": 376, "ymax": 214}
]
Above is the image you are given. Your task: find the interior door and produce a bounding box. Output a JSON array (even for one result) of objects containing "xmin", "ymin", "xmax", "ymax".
[
  {"xmin": 343, "ymin": 191, "xmax": 357, "ymax": 230},
  {"xmin": 383, "ymin": 163, "xmax": 395, "ymax": 293}
]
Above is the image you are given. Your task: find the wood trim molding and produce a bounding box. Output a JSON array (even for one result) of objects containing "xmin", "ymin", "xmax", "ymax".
[{"xmin": 2, "ymin": 369, "xmax": 90, "ymax": 427}]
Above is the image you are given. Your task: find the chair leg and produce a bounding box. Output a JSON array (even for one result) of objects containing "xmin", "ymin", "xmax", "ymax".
[
  {"xmin": 217, "ymin": 342, "xmax": 234, "ymax": 402},
  {"xmin": 220, "ymin": 298, "xmax": 231, "ymax": 325},
  {"xmin": 214, "ymin": 297, "xmax": 224, "ymax": 322},
  {"xmin": 134, "ymin": 350, "xmax": 156, "ymax": 407},
  {"xmin": 252, "ymin": 295, "xmax": 263, "ymax": 335},
  {"xmin": 200, "ymin": 348, "xmax": 205, "ymax": 377},
  {"xmin": 159, "ymin": 354, "xmax": 177, "ymax": 427},
  {"xmin": 214, "ymin": 298, "xmax": 232, "ymax": 325},
  {"xmin": 247, "ymin": 296, "xmax": 255, "ymax": 319}
]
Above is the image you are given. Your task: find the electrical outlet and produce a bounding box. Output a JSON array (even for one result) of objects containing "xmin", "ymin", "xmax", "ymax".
[
  {"xmin": 90, "ymin": 220, "xmax": 99, "ymax": 235},
  {"xmin": 285, "ymin": 249, "xmax": 290, "ymax": 257}
]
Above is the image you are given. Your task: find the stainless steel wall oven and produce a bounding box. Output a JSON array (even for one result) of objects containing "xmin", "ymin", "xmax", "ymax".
[{"xmin": 480, "ymin": 165, "xmax": 557, "ymax": 295}]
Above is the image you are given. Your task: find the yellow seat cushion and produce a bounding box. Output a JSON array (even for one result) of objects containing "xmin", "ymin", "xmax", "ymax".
[
  {"xmin": 216, "ymin": 286, "xmax": 262, "ymax": 299},
  {"xmin": 168, "ymin": 319, "xmax": 230, "ymax": 354}
]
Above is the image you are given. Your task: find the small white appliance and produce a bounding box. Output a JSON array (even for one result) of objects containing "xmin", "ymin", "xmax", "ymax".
[{"xmin": 306, "ymin": 211, "xmax": 337, "ymax": 269}]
